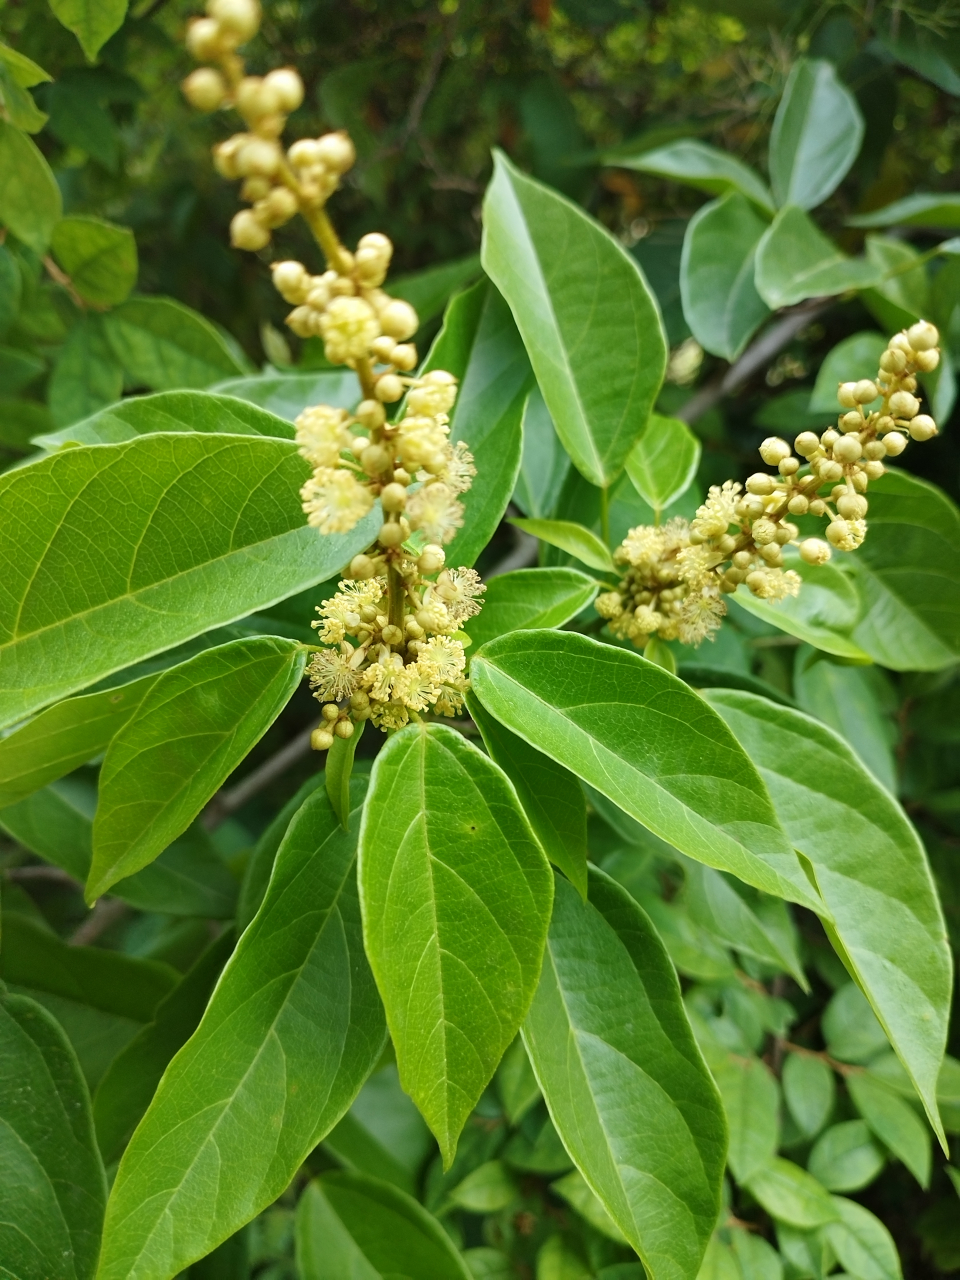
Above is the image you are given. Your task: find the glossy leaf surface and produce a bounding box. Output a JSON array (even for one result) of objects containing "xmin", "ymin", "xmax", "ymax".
[
  {"xmin": 97, "ymin": 783, "xmax": 386, "ymax": 1280},
  {"xmin": 713, "ymin": 1055, "xmax": 779, "ymax": 1184},
  {"xmin": 89, "ymin": 637, "xmax": 305, "ymax": 899},
  {"xmin": 625, "ymin": 413, "xmax": 701, "ymax": 514},
  {"xmin": 50, "ymin": 216, "xmax": 137, "ymax": 308},
  {"xmin": 464, "ymin": 567, "xmax": 597, "ymax": 652},
  {"xmin": 49, "ymin": 0, "xmax": 126, "ymax": 58},
  {"xmin": 732, "ymin": 555, "xmax": 872, "ymax": 662},
  {"xmin": 524, "ymin": 868, "xmax": 726, "ymax": 1280},
  {"xmin": 470, "ymin": 630, "xmax": 818, "ymax": 907},
  {"xmin": 744, "ymin": 1159, "xmax": 838, "ymax": 1229},
  {"xmin": 510, "ymin": 517, "xmax": 614, "ymax": 572},
  {"xmin": 706, "ymin": 690, "xmax": 951, "ymax": 1144},
  {"xmin": 211, "ymin": 369, "xmax": 360, "ymax": 421},
  {"xmin": 103, "ymin": 296, "xmax": 246, "ymax": 390},
  {"xmin": 809, "ymin": 331, "xmax": 887, "ymax": 414},
  {"xmin": 616, "ymin": 139, "xmax": 774, "ymax": 212},
  {"xmin": 0, "ymin": 433, "xmax": 377, "ymax": 727},
  {"xmin": 513, "ymin": 386, "xmax": 571, "ymax": 519},
  {"xmin": 482, "ymin": 150, "xmax": 665, "ymax": 488},
  {"xmin": 755, "ymin": 207, "xmax": 881, "ymax": 310},
  {"xmin": 849, "ymin": 192, "xmax": 960, "ymax": 228},
  {"xmin": 769, "ymin": 58, "xmax": 864, "ymax": 210},
  {"xmin": 0, "ymin": 119, "xmax": 61, "ymax": 254},
  {"xmin": 847, "ymin": 1073, "xmax": 931, "ymax": 1188},
  {"xmin": 824, "ymin": 1196, "xmax": 901, "ymax": 1280},
  {"xmin": 358, "ymin": 723, "xmax": 553, "ymax": 1165}
]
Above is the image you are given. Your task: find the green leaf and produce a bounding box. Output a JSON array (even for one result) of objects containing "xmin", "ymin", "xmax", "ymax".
[
  {"xmin": 537, "ymin": 1236, "xmax": 592, "ymax": 1280},
  {"xmin": 96, "ymin": 783, "xmax": 386, "ymax": 1279},
  {"xmin": 713, "ymin": 1054, "xmax": 780, "ymax": 1184},
  {"xmin": 744, "ymin": 1158, "xmax": 838, "ymax": 1229},
  {"xmin": 49, "ymin": 313, "xmax": 125, "ymax": 428},
  {"xmin": 2, "ymin": 913, "xmax": 176, "ymax": 1022},
  {"xmin": 0, "ymin": 992, "xmax": 106, "ymax": 1280},
  {"xmin": 496, "ymin": 1036, "xmax": 541, "ymax": 1125},
  {"xmin": 104, "ymin": 295, "xmax": 246, "ymax": 390},
  {"xmin": 755, "ymin": 207, "xmax": 881, "ymax": 310},
  {"xmin": 769, "ymin": 58, "xmax": 864, "ymax": 211},
  {"xmin": 36, "ymin": 388, "xmax": 295, "ymax": 450},
  {"xmin": 463, "ymin": 566, "xmax": 597, "ymax": 652},
  {"xmin": 822, "ymin": 983, "xmax": 888, "ymax": 1064},
  {"xmin": 0, "ymin": 243, "xmax": 22, "ymax": 334},
  {"xmin": 730, "ymin": 1231, "xmax": 782, "ymax": 1280},
  {"xmin": 421, "ymin": 278, "xmax": 531, "ymax": 567},
  {"xmin": 323, "ymin": 1063, "xmax": 432, "ymax": 1196},
  {"xmin": 0, "ymin": 671, "xmax": 156, "ymax": 809},
  {"xmin": 326, "ymin": 719, "xmax": 365, "ymax": 830},
  {"xmin": 704, "ymin": 691, "xmax": 951, "ymax": 1144},
  {"xmin": 482, "ymin": 150, "xmax": 666, "ymax": 488},
  {"xmin": 470, "ymin": 630, "xmax": 820, "ymax": 907},
  {"xmin": 212, "ymin": 369, "xmax": 361, "ymax": 421},
  {"xmin": 0, "ymin": 60, "xmax": 48, "ymax": 131},
  {"xmin": 513, "ymin": 385, "xmax": 571, "ymax": 519},
  {"xmin": 615, "ymin": 139, "xmax": 774, "ymax": 213},
  {"xmin": 847, "ymin": 1073, "xmax": 931, "ymax": 1188},
  {"xmin": 848, "ymin": 469, "xmax": 960, "ymax": 672},
  {"xmin": 48, "ymin": 0, "xmax": 127, "ymax": 59},
  {"xmin": 0, "ymin": 433, "xmax": 378, "ymax": 728},
  {"xmin": 449, "ymin": 1160, "xmax": 517, "ymax": 1213},
  {"xmin": 0, "ymin": 41, "xmax": 52, "ymax": 88},
  {"xmin": 469, "ymin": 692, "xmax": 588, "ymax": 897},
  {"xmin": 626, "ymin": 413, "xmax": 702, "ymax": 516},
  {"xmin": 0, "ymin": 119, "xmax": 62, "ymax": 254},
  {"xmin": 523, "ymin": 868, "xmax": 726, "ymax": 1280},
  {"xmin": 89, "ymin": 636, "xmax": 305, "ymax": 899},
  {"xmin": 359, "ymin": 723, "xmax": 552, "ymax": 1165},
  {"xmin": 236, "ymin": 774, "xmax": 323, "ymax": 931},
  {"xmin": 93, "ymin": 931, "xmax": 234, "ymax": 1165},
  {"xmin": 782, "ymin": 1052, "xmax": 835, "ymax": 1139},
  {"xmin": 823, "ymin": 1196, "xmax": 902, "ymax": 1280},
  {"xmin": 862, "ymin": 237, "xmax": 929, "ymax": 333},
  {"xmin": 807, "ymin": 1120, "xmax": 885, "ymax": 1192},
  {"xmin": 551, "ymin": 1169, "xmax": 627, "ymax": 1244},
  {"xmin": 680, "ymin": 193, "xmax": 771, "ymax": 361},
  {"xmin": 51, "ymin": 216, "xmax": 137, "ymax": 308},
  {"xmin": 392, "ymin": 252, "xmax": 483, "ymax": 326},
  {"xmin": 509, "ymin": 517, "xmax": 614, "ymax": 572},
  {"xmin": 849, "ymin": 192, "xmax": 960, "ymax": 229},
  {"xmin": 0, "ymin": 344, "xmax": 43, "ymax": 394},
  {"xmin": 296, "ymin": 1173, "xmax": 472, "ymax": 1280},
  {"xmin": 809, "ymin": 332, "xmax": 887, "ymax": 414},
  {"xmin": 794, "ymin": 652, "xmax": 897, "ymax": 793}
]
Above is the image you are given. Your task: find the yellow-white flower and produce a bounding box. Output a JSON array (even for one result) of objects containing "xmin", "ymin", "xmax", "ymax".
[
  {"xmin": 301, "ymin": 468, "xmax": 374, "ymax": 535},
  {"xmin": 318, "ymin": 296, "xmax": 380, "ymax": 364},
  {"xmin": 405, "ymin": 482, "xmax": 464, "ymax": 544},
  {"xmin": 295, "ymin": 404, "xmax": 352, "ymax": 468}
]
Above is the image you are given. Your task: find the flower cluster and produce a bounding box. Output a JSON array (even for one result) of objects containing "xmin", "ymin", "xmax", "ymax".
[
  {"xmin": 181, "ymin": 0, "xmax": 484, "ymax": 746},
  {"xmin": 597, "ymin": 322, "xmax": 941, "ymax": 650}
]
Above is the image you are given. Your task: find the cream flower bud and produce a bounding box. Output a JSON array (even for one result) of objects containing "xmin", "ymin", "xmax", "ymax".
[
  {"xmin": 418, "ymin": 545, "xmax": 445, "ymax": 575},
  {"xmin": 818, "ymin": 460, "xmax": 844, "ymax": 483},
  {"xmin": 355, "ymin": 399, "xmax": 386, "ymax": 430},
  {"xmin": 864, "ymin": 440, "xmax": 886, "ymax": 460},
  {"xmin": 381, "ymin": 483, "xmax": 407, "ymax": 513},
  {"xmin": 285, "ymin": 306, "xmax": 314, "ymax": 338},
  {"xmin": 378, "ymin": 521, "xmax": 404, "ymax": 547},
  {"xmin": 288, "ymin": 138, "xmax": 323, "ymax": 167},
  {"xmin": 746, "ymin": 473, "xmax": 776, "ymax": 496},
  {"xmin": 371, "ymin": 336, "xmax": 397, "ymax": 362},
  {"xmin": 272, "ymin": 260, "xmax": 309, "ymax": 303},
  {"xmin": 319, "ymin": 296, "xmax": 380, "ymax": 364},
  {"xmin": 799, "ymin": 538, "xmax": 831, "ymax": 565},
  {"xmin": 788, "ymin": 494, "xmax": 809, "ymax": 515},
  {"xmin": 213, "ymin": 136, "xmax": 244, "ymax": 178},
  {"xmin": 837, "ymin": 382, "xmax": 859, "ymax": 409},
  {"xmin": 752, "ymin": 517, "xmax": 777, "ymax": 545},
  {"xmin": 262, "ymin": 186, "xmax": 298, "ymax": 224},
  {"xmin": 182, "ymin": 67, "xmax": 227, "ymax": 111},
  {"xmin": 236, "ymin": 77, "xmax": 273, "ymax": 119},
  {"xmin": 186, "ymin": 16, "xmax": 222, "ymax": 59},
  {"xmin": 795, "ymin": 431, "xmax": 820, "ymax": 457},
  {"xmin": 914, "ymin": 348, "xmax": 940, "ymax": 372},
  {"xmin": 909, "ymin": 414, "xmax": 938, "ymax": 441},
  {"xmin": 853, "ymin": 379, "xmax": 878, "ymax": 404},
  {"xmin": 348, "ymin": 554, "xmax": 376, "ymax": 579},
  {"xmin": 759, "ymin": 437, "xmax": 791, "ymax": 466},
  {"xmin": 889, "ymin": 390, "xmax": 920, "ymax": 419},
  {"xmin": 840, "ymin": 411, "xmax": 863, "ymax": 432},
  {"xmin": 880, "ymin": 348, "xmax": 907, "ymax": 373},
  {"xmin": 876, "ymin": 415, "xmax": 896, "ymax": 434},
  {"xmin": 231, "ymin": 209, "xmax": 270, "ymax": 251},
  {"xmin": 392, "ymin": 343, "xmax": 418, "ymax": 372},
  {"xmin": 889, "ymin": 333, "xmax": 911, "ymax": 353},
  {"xmin": 837, "ymin": 493, "xmax": 867, "ymax": 519},
  {"xmin": 375, "ymin": 374, "xmax": 404, "ymax": 402},
  {"xmin": 907, "ymin": 320, "xmax": 939, "ymax": 351},
  {"xmin": 311, "ymin": 728, "xmax": 334, "ymax": 751},
  {"xmin": 864, "ymin": 460, "xmax": 886, "ymax": 479},
  {"xmin": 379, "ymin": 299, "xmax": 419, "ymax": 340},
  {"xmin": 208, "ymin": 0, "xmax": 261, "ymax": 40},
  {"xmin": 264, "ymin": 68, "xmax": 304, "ymax": 112},
  {"xmin": 360, "ymin": 442, "xmax": 391, "ymax": 475},
  {"xmin": 335, "ymin": 720, "xmax": 355, "ymax": 739},
  {"xmin": 315, "ymin": 132, "xmax": 356, "ymax": 173},
  {"xmin": 809, "ymin": 498, "xmax": 826, "ymax": 516},
  {"xmin": 833, "ymin": 435, "xmax": 862, "ymax": 463},
  {"xmin": 779, "ymin": 457, "xmax": 800, "ymax": 476},
  {"xmin": 235, "ymin": 138, "xmax": 281, "ymax": 177}
]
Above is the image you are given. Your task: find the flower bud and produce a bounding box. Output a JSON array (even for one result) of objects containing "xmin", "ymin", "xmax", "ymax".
[
  {"xmin": 348, "ymin": 554, "xmax": 375, "ymax": 579},
  {"xmin": 864, "ymin": 440, "xmax": 886, "ymax": 460},
  {"xmin": 208, "ymin": 0, "xmax": 261, "ymax": 40},
  {"xmin": 285, "ymin": 305, "xmax": 313, "ymax": 337},
  {"xmin": 799, "ymin": 538, "xmax": 831, "ymax": 565},
  {"xmin": 818, "ymin": 460, "xmax": 844, "ymax": 483},
  {"xmin": 837, "ymin": 382, "xmax": 859, "ymax": 409},
  {"xmin": 746, "ymin": 472, "xmax": 776, "ymax": 495},
  {"xmin": 826, "ymin": 520, "xmax": 852, "ymax": 548},
  {"xmin": 909, "ymin": 414, "xmax": 938, "ymax": 441},
  {"xmin": 236, "ymin": 137, "xmax": 281, "ymax": 177},
  {"xmin": 759, "ymin": 437, "xmax": 791, "ymax": 466},
  {"xmin": 809, "ymin": 498, "xmax": 826, "ymax": 516},
  {"xmin": 262, "ymin": 186, "xmax": 298, "ymax": 224},
  {"xmin": 889, "ymin": 332, "xmax": 911, "ymax": 353},
  {"xmin": 335, "ymin": 719, "xmax": 355, "ymax": 739},
  {"xmin": 795, "ymin": 431, "xmax": 820, "ymax": 457},
  {"xmin": 311, "ymin": 727, "xmax": 334, "ymax": 751},
  {"xmin": 371, "ymin": 336, "xmax": 397, "ymax": 362},
  {"xmin": 907, "ymin": 320, "xmax": 939, "ymax": 351},
  {"xmin": 381, "ymin": 625, "xmax": 404, "ymax": 646},
  {"xmin": 876, "ymin": 414, "xmax": 896, "ymax": 434},
  {"xmin": 788, "ymin": 494, "xmax": 809, "ymax": 515},
  {"xmin": 752, "ymin": 517, "xmax": 777, "ymax": 545},
  {"xmin": 392, "ymin": 343, "xmax": 418, "ymax": 372},
  {"xmin": 833, "ymin": 434, "xmax": 862, "ymax": 463},
  {"xmin": 230, "ymin": 209, "xmax": 270, "ymax": 251},
  {"xmin": 775, "ymin": 521, "xmax": 798, "ymax": 545},
  {"xmin": 182, "ymin": 67, "xmax": 227, "ymax": 111},
  {"xmin": 914, "ymin": 349, "xmax": 940, "ymax": 372},
  {"xmin": 213, "ymin": 136, "xmax": 243, "ymax": 178},
  {"xmin": 880, "ymin": 348, "xmax": 907, "ymax": 373},
  {"xmin": 186, "ymin": 16, "xmax": 222, "ymax": 59},
  {"xmin": 288, "ymin": 138, "xmax": 323, "ymax": 167},
  {"xmin": 864, "ymin": 460, "xmax": 885, "ymax": 479},
  {"xmin": 321, "ymin": 703, "xmax": 340, "ymax": 722},
  {"xmin": 241, "ymin": 175, "xmax": 271, "ymax": 201},
  {"xmin": 236, "ymin": 76, "xmax": 274, "ymax": 119},
  {"xmin": 889, "ymin": 390, "xmax": 920, "ymax": 419},
  {"xmin": 837, "ymin": 492, "xmax": 867, "ymax": 519},
  {"xmin": 737, "ymin": 495, "xmax": 765, "ymax": 519},
  {"xmin": 381, "ymin": 482, "xmax": 407, "ymax": 513},
  {"xmin": 853, "ymin": 379, "xmax": 878, "ymax": 404},
  {"xmin": 418, "ymin": 544, "xmax": 445, "ymax": 574},
  {"xmin": 272, "ymin": 260, "xmax": 309, "ymax": 303},
  {"xmin": 355, "ymin": 399, "xmax": 386, "ymax": 430},
  {"xmin": 378, "ymin": 521, "xmax": 404, "ymax": 547},
  {"xmin": 375, "ymin": 374, "xmax": 404, "ymax": 402},
  {"xmin": 379, "ymin": 299, "xmax": 419, "ymax": 341},
  {"xmin": 315, "ymin": 131, "xmax": 356, "ymax": 173},
  {"xmin": 265, "ymin": 68, "xmax": 304, "ymax": 112},
  {"xmin": 840, "ymin": 410, "xmax": 862, "ymax": 432},
  {"xmin": 360, "ymin": 443, "xmax": 391, "ymax": 474},
  {"xmin": 759, "ymin": 542, "xmax": 783, "ymax": 565}
]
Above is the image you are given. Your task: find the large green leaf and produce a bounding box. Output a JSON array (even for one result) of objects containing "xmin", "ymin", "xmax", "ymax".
[
  {"xmin": 824, "ymin": 1195, "xmax": 902, "ymax": 1280},
  {"xmin": 713, "ymin": 1054, "xmax": 780, "ymax": 1184},
  {"xmin": 523, "ymin": 868, "xmax": 726, "ymax": 1280},
  {"xmin": 809, "ymin": 332, "xmax": 887, "ymax": 415},
  {"xmin": 682, "ymin": 862, "xmax": 805, "ymax": 984},
  {"xmin": 48, "ymin": 0, "xmax": 127, "ymax": 59},
  {"xmin": 93, "ymin": 931, "xmax": 234, "ymax": 1165},
  {"xmin": 769, "ymin": 58, "xmax": 864, "ymax": 211},
  {"xmin": 0, "ymin": 671, "xmax": 157, "ymax": 809},
  {"xmin": 104, "ymin": 296, "xmax": 246, "ymax": 390},
  {"xmin": 482, "ymin": 150, "xmax": 665, "ymax": 488},
  {"xmin": 679, "ymin": 193, "xmax": 771, "ymax": 361},
  {"xmin": 0, "ymin": 433, "xmax": 378, "ymax": 728},
  {"xmin": 510, "ymin": 517, "xmax": 614, "ymax": 572},
  {"xmin": 614, "ymin": 139, "xmax": 774, "ymax": 213},
  {"xmin": 49, "ymin": 313, "xmax": 125, "ymax": 428},
  {"xmin": 89, "ymin": 636, "xmax": 305, "ymax": 899},
  {"xmin": 468, "ymin": 692, "xmax": 588, "ymax": 897},
  {"xmin": 849, "ymin": 192, "xmax": 960, "ymax": 229},
  {"xmin": 513, "ymin": 385, "xmax": 571, "ymax": 519},
  {"xmin": 0, "ymin": 992, "xmax": 107, "ymax": 1280},
  {"xmin": 420, "ymin": 278, "xmax": 531, "ymax": 567},
  {"xmin": 470, "ymin": 630, "xmax": 819, "ymax": 908},
  {"xmin": 848, "ymin": 469, "xmax": 960, "ymax": 671},
  {"xmin": 705, "ymin": 690, "xmax": 951, "ymax": 1145},
  {"xmin": 862, "ymin": 236, "xmax": 930, "ymax": 334},
  {"xmin": 358, "ymin": 723, "xmax": 553, "ymax": 1165},
  {"xmin": 96, "ymin": 783, "xmax": 386, "ymax": 1280},
  {"xmin": 0, "ymin": 119, "xmax": 62, "ymax": 254},
  {"xmin": 296, "ymin": 1173, "xmax": 472, "ymax": 1280},
  {"xmin": 322, "ymin": 1064, "xmax": 432, "ymax": 1196},
  {"xmin": 625, "ymin": 413, "xmax": 701, "ymax": 515},
  {"xmin": 794, "ymin": 652, "xmax": 897, "ymax": 792},
  {"xmin": 211, "ymin": 369, "xmax": 361, "ymax": 422},
  {"xmin": 236, "ymin": 774, "xmax": 323, "ymax": 931},
  {"xmin": 392, "ymin": 252, "xmax": 483, "ymax": 325},
  {"xmin": 36, "ymin": 390, "xmax": 295, "ymax": 449},
  {"xmin": 50, "ymin": 216, "xmax": 137, "ymax": 308},
  {"xmin": 464, "ymin": 567, "xmax": 597, "ymax": 652},
  {"xmin": 744, "ymin": 1159, "xmax": 838, "ymax": 1229},
  {"xmin": 755, "ymin": 207, "xmax": 882, "ymax": 309},
  {"xmin": 812, "ymin": 1119, "xmax": 883, "ymax": 1194}
]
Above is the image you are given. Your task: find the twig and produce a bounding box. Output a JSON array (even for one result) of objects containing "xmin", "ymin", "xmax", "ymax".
[
  {"xmin": 70, "ymin": 898, "xmax": 128, "ymax": 946},
  {"xmin": 677, "ymin": 299, "xmax": 831, "ymax": 425},
  {"xmin": 204, "ymin": 724, "xmax": 316, "ymax": 827},
  {"xmin": 42, "ymin": 256, "xmax": 88, "ymax": 312},
  {"xmin": 400, "ymin": 23, "xmax": 452, "ymax": 145}
]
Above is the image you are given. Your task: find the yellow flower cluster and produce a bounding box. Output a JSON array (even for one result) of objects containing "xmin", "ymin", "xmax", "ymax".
[{"xmin": 597, "ymin": 322, "xmax": 940, "ymax": 651}]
